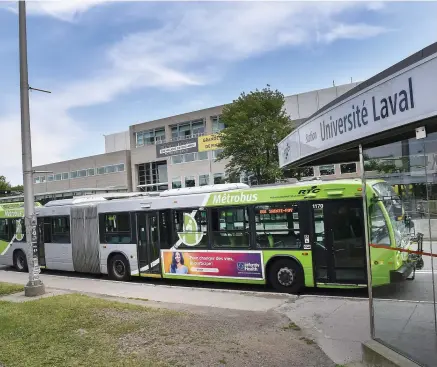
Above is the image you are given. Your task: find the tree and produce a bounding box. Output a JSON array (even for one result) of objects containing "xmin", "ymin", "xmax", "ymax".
[
  {"xmin": 0, "ymin": 176, "xmax": 23, "ymax": 197},
  {"xmin": 0, "ymin": 176, "xmax": 10, "ymax": 193},
  {"xmin": 217, "ymin": 86, "xmax": 293, "ymax": 185},
  {"xmin": 11, "ymin": 184, "xmax": 24, "ymax": 193}
]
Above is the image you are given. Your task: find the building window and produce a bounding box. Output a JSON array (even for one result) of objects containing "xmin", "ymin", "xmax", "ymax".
[
  {"xmin": 320, "ymin": 164, "xmax": 335, "ymax": 176},
  {"xmin": 212, "ymin": 116, "xmax": 225, "ymax": 133},
  {"xmin": 213, "ymin": 173, "xmax": 224, "ymax": 184},
  {"xmin": 116, "ymin": 164, "xmax": 125, "ymax": 172},
  {"xmin": 138, "ymin": 161, "xmax": 168, "ymax": 192},
  {"xmin": 54, "ymin": 173, "xmax": 62, "ymax": 181},
  {"xmin": 105, "ymin": 165, "xmax": 116, "ymax": 174},
  {"xmin": 185, "ymin": 153, "xmax": 195, "ymax": 162},
  {"xmin": 97, "ymin": 167, "xmax": 105, "ymax": 175},
  {"xmin": 211, "ymin": 207, "xmax": 250, "ymax": 248},
  {"xmin": 62, "ymin": 172, "xmax": 69, "ymax": 180},
  {"xmin": 101, "ymin": 213, "xmax": 132, "ymax": 244},
  {"xmin": 172, "ymin": 155, "xmax": 183, "ymax": 164},
  {"xmin": 212, "ymin": 149, "xmax": 223, "ymax": 160},
  {"xmin": 199, "ymin": 174, "xmax": 209, "ymax": 186},
  {"xmin": 171, "ymin": 152, "xmax": 210, "ymax": 165},
  {"xmin": 170, "ymin": 119, "xmax": 205, "ymax": 141},
  {"xmin": 34, "ymin": 177, "xmax": 41, "ymax": 184},
  {"xmin": 172, "ymin": 177, "xmax": 182, "ymax": 189},
  {"xmin": 70, "ymin": 171, "xmax": 78, "ymax": 179},
  {"xmin": 340, "ymin": 163, "xmax": 357, "ymax": 174},
  {"xmin": 47, "ymin": 175, "xmax": 54, "ymax": 182},
  {"xmin": 88, "ymin": 169, "xmax": 95, "ymax": 177},
  {"xmin": 185, "ymin": 176, "xmax": 195, "ymax": 187},
  {"xmin": 78, "ymin": 169, "xmax": 87, "ymax": 178},
  {"xmin": 136, "ymin": 127, "xmax": 166, "ymax": 147}
]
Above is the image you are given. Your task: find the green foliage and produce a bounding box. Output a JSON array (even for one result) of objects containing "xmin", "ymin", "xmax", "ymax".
[
  {"xmin": 0, "ymin": 282, "xmax": 24, "ymax": 296},
  {"xmin": 217, "ymin": 86, "xmax": 293, "ymax": 185},
  {"xmin": 11, "ymin": 184, "xmax": 24, "ymax": 192},
  {"xmin": 0, "ymin": 176, "xmax": 23, "ymax": 196},
  {"xmin": 0, "ymin": 175, "xmax": 10, "ymax": 192}
]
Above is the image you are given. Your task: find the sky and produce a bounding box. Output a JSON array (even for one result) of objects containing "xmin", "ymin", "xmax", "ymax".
[{"xmin": 0, "ymin": 1, "xmax": 436, "ymax": 185}]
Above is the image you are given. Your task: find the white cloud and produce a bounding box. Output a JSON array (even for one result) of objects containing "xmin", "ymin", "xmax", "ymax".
[
  {"xmin": 320, "ymin": 23, "xmax": 389, "ymax": 43},
  {"xmin": 0, "ymin": 1, "xmax": 390, "ymax": 184}
]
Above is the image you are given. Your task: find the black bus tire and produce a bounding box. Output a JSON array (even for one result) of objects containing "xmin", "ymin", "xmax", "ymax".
[
  {"xmin": 13, "ymin": 250, "xmax": 28, "ymax": 272},
  {"xmin": 108, "ymin": 254, "xmax": 131, "ymax": 282},
  {"xmin": 269, "ymin": 258, "xmax": 303, "ymax": 294}
]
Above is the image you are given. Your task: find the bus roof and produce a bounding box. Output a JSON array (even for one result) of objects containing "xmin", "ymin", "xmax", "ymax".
[{"xmin": 0, "ymin": 201, "xmax": 42, "ymax": 219}]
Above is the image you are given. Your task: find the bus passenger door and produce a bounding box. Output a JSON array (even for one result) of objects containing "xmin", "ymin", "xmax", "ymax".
[
  {"xmin": 311, "ymin": 200, "xmax": 366, "ymax": 285},
  {"xmin": 137, "ymin": 212, "xmax": 160, "ymax": 275},
  {"xmin": 36, "ymin": 218, "xmax": 46, "ymax": 267}
]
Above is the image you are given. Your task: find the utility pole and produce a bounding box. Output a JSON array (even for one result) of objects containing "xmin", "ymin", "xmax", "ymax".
[{"xmin": 19, "ymin": 0, "xmax": 45, "ymax": 297}]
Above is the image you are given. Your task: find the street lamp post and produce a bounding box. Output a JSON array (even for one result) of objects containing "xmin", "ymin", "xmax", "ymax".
[{"xmin": 19, "ymin": 0, "xmax": 45, "ymax": 297}]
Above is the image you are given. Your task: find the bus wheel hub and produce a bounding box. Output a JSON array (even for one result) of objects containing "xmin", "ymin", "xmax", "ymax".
[
  {"xmin": 278, "ymin": 267, "xmax": 294, "ymax": 286},
  {"xmin": 114, "ymin": 260, "xmax": 125, "ymax": 276}
]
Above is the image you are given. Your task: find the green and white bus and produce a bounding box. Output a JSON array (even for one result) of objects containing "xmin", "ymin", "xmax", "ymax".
[
  {"xmin": 0, "ymin": 180, "xmax": 420, "ymax": 293},
  {"xmin": 0, "ymin": 201, "xmax": 42, "ymax": 271}
]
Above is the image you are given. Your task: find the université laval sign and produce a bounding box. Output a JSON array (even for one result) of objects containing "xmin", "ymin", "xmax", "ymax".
[{"xmin": 278, "ymin": 52, "xmax": 437, "ymax": 167}]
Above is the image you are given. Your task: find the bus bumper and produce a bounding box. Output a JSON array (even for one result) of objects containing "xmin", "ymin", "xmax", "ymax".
[{"xmin": 390, "ymin": 263, "xmax": 415, "ymax": 283}]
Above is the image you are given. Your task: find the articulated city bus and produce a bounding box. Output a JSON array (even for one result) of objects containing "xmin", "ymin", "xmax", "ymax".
[{"xmin": 0, "ymin": 180, "xmax": 420, "ymax": 293}]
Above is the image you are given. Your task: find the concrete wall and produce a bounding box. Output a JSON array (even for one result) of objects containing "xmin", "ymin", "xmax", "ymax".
[
  {"xmin": 283, "ymin": 82, "xmax": 360, "ymax": 121},
  {"xmin": 105, "ymin": 131, "xmax": 130, "ymax": 153},
  {"xmin": 33, "ymin": 150, "xmax": 132, "ymax": 194}
]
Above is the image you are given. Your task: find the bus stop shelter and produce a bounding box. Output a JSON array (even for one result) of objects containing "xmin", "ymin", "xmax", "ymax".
[{"xmin": 278, "ymin": 42, "xmax": 437, "ymax": 367}]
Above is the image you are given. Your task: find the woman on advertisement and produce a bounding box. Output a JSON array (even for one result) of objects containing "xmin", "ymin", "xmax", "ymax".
[{"xmin": 170, "ymin": 251, "xmax": 188, "ymax": 274}]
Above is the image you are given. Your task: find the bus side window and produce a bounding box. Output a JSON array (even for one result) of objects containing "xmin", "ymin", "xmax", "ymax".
[
  {"xmin": 43, "ymin": 217, "xmax": 52, "ymax": 243},
  {"xmin": 172, "ymin": 208, "xmax": 208, "ymax": 248},
  {"xmin": 211, "ymin": 207, "xmax": 250, "ymax": 249},
  {"xmin": 254, "ymin": 203, "xmax": 301, "ymax": 249},
  {"xmin": 51, "ymin": 216, "xmax": 70, "ymax": 244},
  {"xmin": 101, "ymin": 213, "xmax": 132, "ymax": 244},
  {"xmin": 0, "ymin": 218, "xmax": 8, "ymax": 242}
]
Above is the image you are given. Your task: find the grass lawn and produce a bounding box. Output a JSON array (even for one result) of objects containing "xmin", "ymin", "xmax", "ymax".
[
  {"xmin": 0, "ymin": 282, "xmax": 24, "ymax": 296},
  {"xmin": 0, "ymin": 294, "xmax": 173, "ymax": 367}
]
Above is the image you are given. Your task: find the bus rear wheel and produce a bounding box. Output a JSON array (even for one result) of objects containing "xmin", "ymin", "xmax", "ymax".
[
  {"xmin": 13, "ymin": 250, "xmax": 28, "ymax": 273},
  {"xmin": 269, "ymin": 259, "xmax": 303, "ymax": 294},
  {"xmin": 108, "ymin": 254, "xmax": 131, "ymax": 282}
]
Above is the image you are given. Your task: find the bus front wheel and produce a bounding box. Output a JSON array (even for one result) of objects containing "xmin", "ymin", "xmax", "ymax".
[
  {"xmin": 269, "ymin": 259, "xmax": 303, "ymax": 294},
  {"xmin": 13, "ymin": 250, "xmax": 28, "ymax": 273},
  {"xmin": 108, "ymin": 254, "xmax": 131, "ymax": 282}
]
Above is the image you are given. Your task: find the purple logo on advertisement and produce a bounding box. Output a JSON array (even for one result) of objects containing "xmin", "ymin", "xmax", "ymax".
[{"xmin": 237, "ymin": 262, "xmax": 261, "ymax": 272}]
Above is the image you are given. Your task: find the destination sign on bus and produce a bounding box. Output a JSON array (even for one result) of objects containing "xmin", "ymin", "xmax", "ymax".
[{"xmin": 258, "ymin": 208, "xmax": 294, "ymax": 214}]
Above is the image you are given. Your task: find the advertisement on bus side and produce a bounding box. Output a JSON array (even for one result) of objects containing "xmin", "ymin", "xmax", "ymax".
[{"xmin": 161, "ymin": 250, "xmax": 264, "ymax": 280}]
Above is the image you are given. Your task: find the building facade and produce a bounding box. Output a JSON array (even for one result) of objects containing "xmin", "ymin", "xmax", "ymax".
[
  {"xmin": 30, "ymin": 150, "xmax": 132, "ymax": 202},
  {"xmin": 20, "ymin": 82, "xmax": 361, "ymax": 203}
]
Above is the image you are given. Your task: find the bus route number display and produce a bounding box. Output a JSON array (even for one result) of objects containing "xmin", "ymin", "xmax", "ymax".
[{"xmin": 259, "ymin": 208, "xmax": 294, "ymax": 214}]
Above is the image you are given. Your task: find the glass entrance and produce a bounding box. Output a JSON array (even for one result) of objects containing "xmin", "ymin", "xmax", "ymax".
[
  {"xmin": 137, "ymin": 212, "xmax": 160, "ymax": 274},
  {"xmin": 312, "ymin": 199, "xmax": 366, "ymax": 284}
]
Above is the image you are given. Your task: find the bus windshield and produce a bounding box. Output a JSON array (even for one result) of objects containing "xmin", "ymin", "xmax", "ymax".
[{"xmin": 372, "ymin": 182, "xmax": 410, "ymax": 247}]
